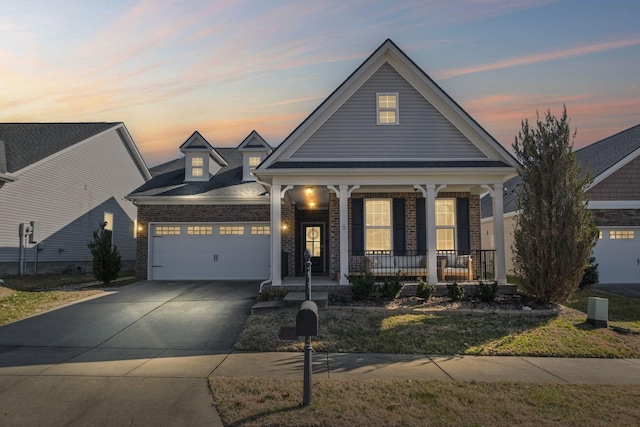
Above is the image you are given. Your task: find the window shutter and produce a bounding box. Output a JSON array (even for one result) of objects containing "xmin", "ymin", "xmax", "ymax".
[
  {"xmin": 456, "ymin": 197, "xmax": 470, "ymax": 254},
  {"xmin": 352, "ymin": 198, "xmax": 364, "ymax": 256},
  {"xmin": 393, "ymin": 198, "xmax": 405, "ymax": 255},
  {"xmin": 416, "ymin": 198, "xmax": 426, "ymax": 255}
]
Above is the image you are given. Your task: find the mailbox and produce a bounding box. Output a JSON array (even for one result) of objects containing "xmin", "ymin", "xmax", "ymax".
[{"xmin": 296, "ymin": 300, "xmax": 319, "ymax": 337}]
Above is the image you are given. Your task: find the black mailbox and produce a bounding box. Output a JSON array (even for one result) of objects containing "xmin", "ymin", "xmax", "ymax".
[{"xmin": 296, "ymin": 300, "xmax": 319, "ymax": 337}]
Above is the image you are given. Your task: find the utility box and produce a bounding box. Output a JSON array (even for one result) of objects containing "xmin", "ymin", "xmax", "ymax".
[
  {"xmin": 587, "ymin": 297, "xmax": 608, "ymax": 328},
  {"xmin": 29, "ymin": 221, "xmax": 41, "ymax": 244},
  {"xmin": 296, "ymin": 300, "xmax": 319, "ymax": 337}
]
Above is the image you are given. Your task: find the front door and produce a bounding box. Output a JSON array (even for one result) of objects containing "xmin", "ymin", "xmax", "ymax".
[{"xmin": 303, "ymin": 224, "xmax": 325, "ymax": 273}]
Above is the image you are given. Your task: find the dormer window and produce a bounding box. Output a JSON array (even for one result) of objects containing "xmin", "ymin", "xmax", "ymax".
[
  {"xmin": 249, "ymin": 156, "xmax": 261, "ymax": 176},
  {"xmin": 377, "ymin": 93, "xmax": 398, "ymax": 125},
  {"xmin": 191, "ymin": 156, "xmax": 204, "ymax": 177}
]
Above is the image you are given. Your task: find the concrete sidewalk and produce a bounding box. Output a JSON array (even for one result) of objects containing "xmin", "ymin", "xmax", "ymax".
[{"xmin": 211, "ymin": 352, "xmax": 640, "ymax": 384}]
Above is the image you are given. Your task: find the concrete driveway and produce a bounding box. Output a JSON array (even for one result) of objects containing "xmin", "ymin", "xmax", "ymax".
[{"xmin": 0, "ymin": 280, "xmax": 258, "ymax": 426}]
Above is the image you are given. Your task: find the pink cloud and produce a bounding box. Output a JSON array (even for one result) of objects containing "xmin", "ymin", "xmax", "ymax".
[{"xmin": 437, "ymin": 38, "xmax": 640, "ymax": 80}]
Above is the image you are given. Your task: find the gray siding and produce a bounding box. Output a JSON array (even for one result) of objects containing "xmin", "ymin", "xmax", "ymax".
[
  {"xmin": 291, "ymin": 63, "xmax": 486, "ymax": 160},
  {"xmin": 0, "ymin": 127, "xmax": 145, "ymax": 273}
]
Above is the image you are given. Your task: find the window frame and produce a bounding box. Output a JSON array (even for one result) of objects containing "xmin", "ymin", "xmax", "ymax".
[
  {"xmin": 376, "ymin": 93, "xmax": 399, "ymax": 125},
  {"xmin": 364, "ymin": 198, "xmax": 392, "ymax": 253},
  {"xmin": 435, "ymin": 199, "xmax": 456, "ymax": 251}
]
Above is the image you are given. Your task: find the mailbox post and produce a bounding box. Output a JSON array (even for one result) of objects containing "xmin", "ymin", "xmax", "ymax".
[{"xmin": 296, "ymin": 249, "xmax": 317, "ymax": 406}]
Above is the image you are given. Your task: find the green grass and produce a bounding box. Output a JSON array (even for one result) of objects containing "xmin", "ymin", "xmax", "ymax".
[{"xmin": 237, "ymin": 288, "xmax": 640, "ymax": 357}]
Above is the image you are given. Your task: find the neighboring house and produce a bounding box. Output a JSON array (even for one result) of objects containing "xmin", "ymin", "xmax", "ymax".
[
  {"xmin": 481, "ymin": 124, "xmax": 640, "ymax": 284},
  {"xmin": 0, "ymin": 123, "xmax": 151, "ymax": 276},
  {"xmin": 128, "ymin": 39, "xmax": 519, "ymax": 286}
]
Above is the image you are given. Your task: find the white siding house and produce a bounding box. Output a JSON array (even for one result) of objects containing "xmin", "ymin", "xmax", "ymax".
[{"xmin": 0, "ymin": 123, "xmax": 151, "ymax": 275}]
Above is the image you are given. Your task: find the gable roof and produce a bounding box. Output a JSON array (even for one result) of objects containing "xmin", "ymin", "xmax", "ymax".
[
  {"xmin": 237, "ymin": 130, "xmax": 272, "ymax": 152},
  {"xmin": 258, "ymin": 39, "xmax": 518, "ymax": 174},
  {"xmin": 179, "ymin": 131, "xmax": 228, "ymax": 166},
  {"xmin": 0, "ymin": 122, "xmax": 119, "ymax": 173},
  {"xmin": 481, "ymin": 123, "xmax": 640, "ymax": 218}
]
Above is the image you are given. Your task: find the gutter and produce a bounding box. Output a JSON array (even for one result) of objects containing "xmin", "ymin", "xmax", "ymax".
[{"xmin": 255, "ymin": 178, "xmax": 273, "ymax": 294}]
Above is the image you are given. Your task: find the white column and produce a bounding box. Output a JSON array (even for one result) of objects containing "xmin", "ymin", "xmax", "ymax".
[
  {"xmin": 492, "ymin": 183, "xmax": 507, "ymax": 285},
  {"xmin": 339, "ymin": 185, "xmax": 349, "ymax": 285},
  {"xmin": 271, "ymin": 184, "xmax": 282, "ymax": 286},
  {"xmin": 426, "ymin": 184, "xmax": 438, "ymax": 285}
]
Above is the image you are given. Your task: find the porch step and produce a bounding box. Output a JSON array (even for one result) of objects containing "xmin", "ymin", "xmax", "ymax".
[
  {"xmin": 400, "ymin": 283, "xmax": 517, "ymax": 298},
  {"xmin": 282, "ymin": 291, "xmax": 329, "ymax": 309}
]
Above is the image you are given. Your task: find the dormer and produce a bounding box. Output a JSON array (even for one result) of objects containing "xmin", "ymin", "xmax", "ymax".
[
  {"xmin": 179, "ymin": 131, "xmax": 228, "ymax": 182},
  {"xmin": 237, "ymin": 131, "xmax": 272, "ymax": 181}
]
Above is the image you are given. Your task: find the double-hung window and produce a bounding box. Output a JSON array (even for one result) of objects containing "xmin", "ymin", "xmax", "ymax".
[
  {"xmin": 435, "ymin": 199, "xmax": 455, "ymax": 250},
  {"xmin": 191, "ymin": 156, "xmax": 204, "ymax": 177},
  {"xmin": 248, "ymin": 156, "xmax": 261, "ymax": 176},
  {"xmin": 377, "ymin": 93, "xmax": 398, "ymax": 125},
  {"xmin": 364, "ymin": 199, "xmax": 391, "ymax": 253}
]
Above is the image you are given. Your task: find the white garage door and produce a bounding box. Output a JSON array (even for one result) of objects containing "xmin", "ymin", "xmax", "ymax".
[
  {"xmin": 149, "ymin": 223, "xmax": 270, "ymax": 280},
  {"xmin": 592, "ymin": 228, "xmax": 640, "ymax": 284}
]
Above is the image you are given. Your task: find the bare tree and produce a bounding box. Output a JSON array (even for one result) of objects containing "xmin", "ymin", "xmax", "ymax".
[{"xmin": 513, "ymin": 107, "xmax": 597, "ymax": 305}]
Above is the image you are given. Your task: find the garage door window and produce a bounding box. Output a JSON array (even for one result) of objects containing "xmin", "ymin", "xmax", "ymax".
[
  {"xmin": 610, "ymin": 230, "xmax": 635, "ymax": 239},
  {"xmin": 156, "ymin": 226, "xmax": 181, "ymax": 235},
  {"xmin": 220, "ymin": 226, "xmax": 244, "ymax": 235},
  {"xmin": 188, "ymin": 226, "xmax": 213, "ymax": 235},
  {"xmin": 251, "ymin": 225, "xmax": 270, "ymax": 235}
]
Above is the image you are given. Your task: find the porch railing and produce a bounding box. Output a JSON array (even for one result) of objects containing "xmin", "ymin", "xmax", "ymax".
[{"xmin": 348, "ymin": 249, "xmax": 495, "ymax": 282}]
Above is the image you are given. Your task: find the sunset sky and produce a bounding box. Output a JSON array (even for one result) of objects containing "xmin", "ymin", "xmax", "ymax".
[{"xmin": 2, "ymin": 0, "xmax": 639, "ymax": 167}]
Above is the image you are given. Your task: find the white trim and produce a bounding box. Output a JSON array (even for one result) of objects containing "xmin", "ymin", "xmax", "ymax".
[
  {"xmin": 588, "ymin": 200, "xmax": 640, "ymax": 209},
  {"xmin": 128, "ymin": 196, "xmax": 269, "ymax": 205},
  {"xmin": 0, "ymin": 173, "xmax": 16, "ymax": 182},
  {"xmin": 588, "ymin": 146, "xmax": 640, "ymax": 190}
]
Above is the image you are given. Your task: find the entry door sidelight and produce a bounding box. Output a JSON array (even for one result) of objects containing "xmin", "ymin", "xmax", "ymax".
[{"xmin": 303, "ymin": 224, "xmax": 325, "ymax": 273}]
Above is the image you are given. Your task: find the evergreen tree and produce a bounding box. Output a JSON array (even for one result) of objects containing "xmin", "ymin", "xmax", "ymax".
[
  {"xmin": 88, "ymin": 222, "xmax": 121, "ymax": 284},
  {"xmin": 512, "ymin": 107, "xmax": 597, "ymax": 305}
]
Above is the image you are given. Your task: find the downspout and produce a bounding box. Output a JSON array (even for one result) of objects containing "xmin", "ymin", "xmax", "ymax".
[{"xmin": 255, "ymin": 179, "xmax": 272, "ymax": 294}]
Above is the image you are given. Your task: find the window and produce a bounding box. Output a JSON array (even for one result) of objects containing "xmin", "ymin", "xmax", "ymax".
[
  {"xmin": 365, "ymin": 199, "xmax": 391, "ymax": 252},
  {"xmin": 609, "ymin": 230, "xmax": 635, "ymax": 240},
  {"xmin": 156, "ymin": 226, "xmax": 181, "ymax": 235},
  {"xmin": 187, "ymin": 226, "xmax": 213, "ymax": 235},
  {"xmin": 435, "ymin": 199, "xmax": 455, "ymax": 250},
  {"xmin": 249, "ymin": 156, "xmax": 261, "ymax": 176},
  {"xmin": 377, "ymin": 93, "xmax": 398, "ymax": 125},
  {"xmin": 251, "ymin": 225, "xmax": 270, "ymax": 235},
  {"xmin": 103, "ymin": 212, "xmax": 113, "ymax": 231},
  {"xmin": 191, "ymin": 157, "xmax": 204, "ymax": 177},
  {"xmin": 220, "ymin": 226, "xmax": 244, "ymax": 235}
]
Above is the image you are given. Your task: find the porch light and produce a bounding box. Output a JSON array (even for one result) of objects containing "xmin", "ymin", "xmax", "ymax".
[
  {"xmin": 309, "ymin": 201, "xmax": 316, "ymax": 208},
  {"xmin": 282, "ymin": 223, "xmax": 288, "ymax": 231},
  {"xmin": 305, "ymin": 186, "xmax": 313, "ymax": 195}
]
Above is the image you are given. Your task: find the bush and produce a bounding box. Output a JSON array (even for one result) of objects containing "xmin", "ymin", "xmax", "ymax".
[
  {"xmin": 380, "ymin": 271, "xmax": 404, "ymax": 298},
  {"xmin": 416, "ymin": 278, "xmax": 435, "ymax": 300},
  {"xmin": 476, "ymin": 281, "xmax": 499, "ymax": 302},
  {"xmin": 579, "ymin": 256, "xmax": 599, "ymax": 288},
  {"xmin": 87, "ymin": 222, "xmax": 121, "ymax": 285},
  {"xmin": 446, "ymin": 282, "xmax": 464, "ymax": 302},
  {"xmin": 256, "ymin": 288, "xmax": 288, "ymax": 302},
  {"xmin": 347, "ymin": 273, "xmax": 376, "ymax": 300}
]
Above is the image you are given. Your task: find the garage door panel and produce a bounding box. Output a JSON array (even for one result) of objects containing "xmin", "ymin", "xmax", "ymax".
[
  {"xmin": 150, "ymin": 223, "xmax": 270, "ymax": 281},
  {"xmin": 593, "ymin": 228, "xmax": 640, "ymax": 284}
]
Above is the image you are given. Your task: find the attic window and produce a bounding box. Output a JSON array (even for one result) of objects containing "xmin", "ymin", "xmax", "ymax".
[
  {"xmin": 249, "ymin": 156, "xmax": 261, "ymax": 175},
  {"xmin": 377, "ymin": 93, "xmax": 398, "ymax": 125},
  {"xmin": 191, "ymin": 157, "xmax": 204, "ymax": 177}
]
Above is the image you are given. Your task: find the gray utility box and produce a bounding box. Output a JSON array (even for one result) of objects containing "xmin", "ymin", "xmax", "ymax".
[
  {"xmin": 587, "ymin": 297, "xmax": 608, "ymax": 328},
  {"xmin": 296, "ymin": 300, "xmax": 319, "ymax": 337}
]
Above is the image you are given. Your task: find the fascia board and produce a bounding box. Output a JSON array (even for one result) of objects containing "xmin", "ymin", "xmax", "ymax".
[{"xmin": 126, "ymin": 195, "xmax": 269, "ymax": 205}]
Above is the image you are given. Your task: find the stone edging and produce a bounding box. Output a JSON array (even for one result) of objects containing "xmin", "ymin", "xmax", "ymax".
[{"xmin": 326, "ymin": 305, "xmax": 560, "ymax": 317}]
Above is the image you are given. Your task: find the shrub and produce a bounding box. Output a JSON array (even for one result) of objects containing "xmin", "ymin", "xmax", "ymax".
[
  {"xmin": 87, "ymin": 222, "xmax": 121, "ymax": 285},
  {"xmin": 476, "ymin": 281, "xmax": 499, "ymax": 302},
  {"xmin": 416, "ymin": 278, "xmax": 435, "ymax": 300},
  {"xmin": 347, "ymin": 273, "xmax": 376, "ymax": 300},
  {"xmin": 446, "ymin": 282, "xmax": 464, "ymax": 302},
  {"xmin": 256, "ymin": 288, "xmax": 288, "ymax": 302},
  {"xmin": 380, "ymin": 271, "xmax": 404, "ymax": 298},
  {"xmin": 579, "ymin": 256, "xmax": 599, "ymax": 288}
]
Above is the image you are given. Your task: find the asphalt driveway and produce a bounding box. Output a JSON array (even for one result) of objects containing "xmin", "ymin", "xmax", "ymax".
[{"xmin": 0, "ymin": 280, "xmax": 259, "ymax": 426}]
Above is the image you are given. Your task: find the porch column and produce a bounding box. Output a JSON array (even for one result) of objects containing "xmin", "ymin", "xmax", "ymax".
[
  {"xmin": 339, "ymin": 185, "xmax": 349, "ymax": 285},
  {"xmin": 271, "ymin": 184, "xmax": 282, "ymax": 286},
  {"xmin": 492, "ymin": 183, "xmax": 507, "ymax": 285},
  {"xmin": 426, "ymin": 184, "xmax": 438, "ymax": 285}
]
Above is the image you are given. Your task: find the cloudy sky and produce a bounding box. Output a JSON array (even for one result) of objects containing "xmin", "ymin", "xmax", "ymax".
[{"xmin": 2, "ymin": 0, "xmax": 639, "ymax": 166}]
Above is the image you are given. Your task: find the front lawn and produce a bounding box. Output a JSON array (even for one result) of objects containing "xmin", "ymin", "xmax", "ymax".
[{"xmin": 236, "ymin": 288, "xmax": 640, "ymax": 357}]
